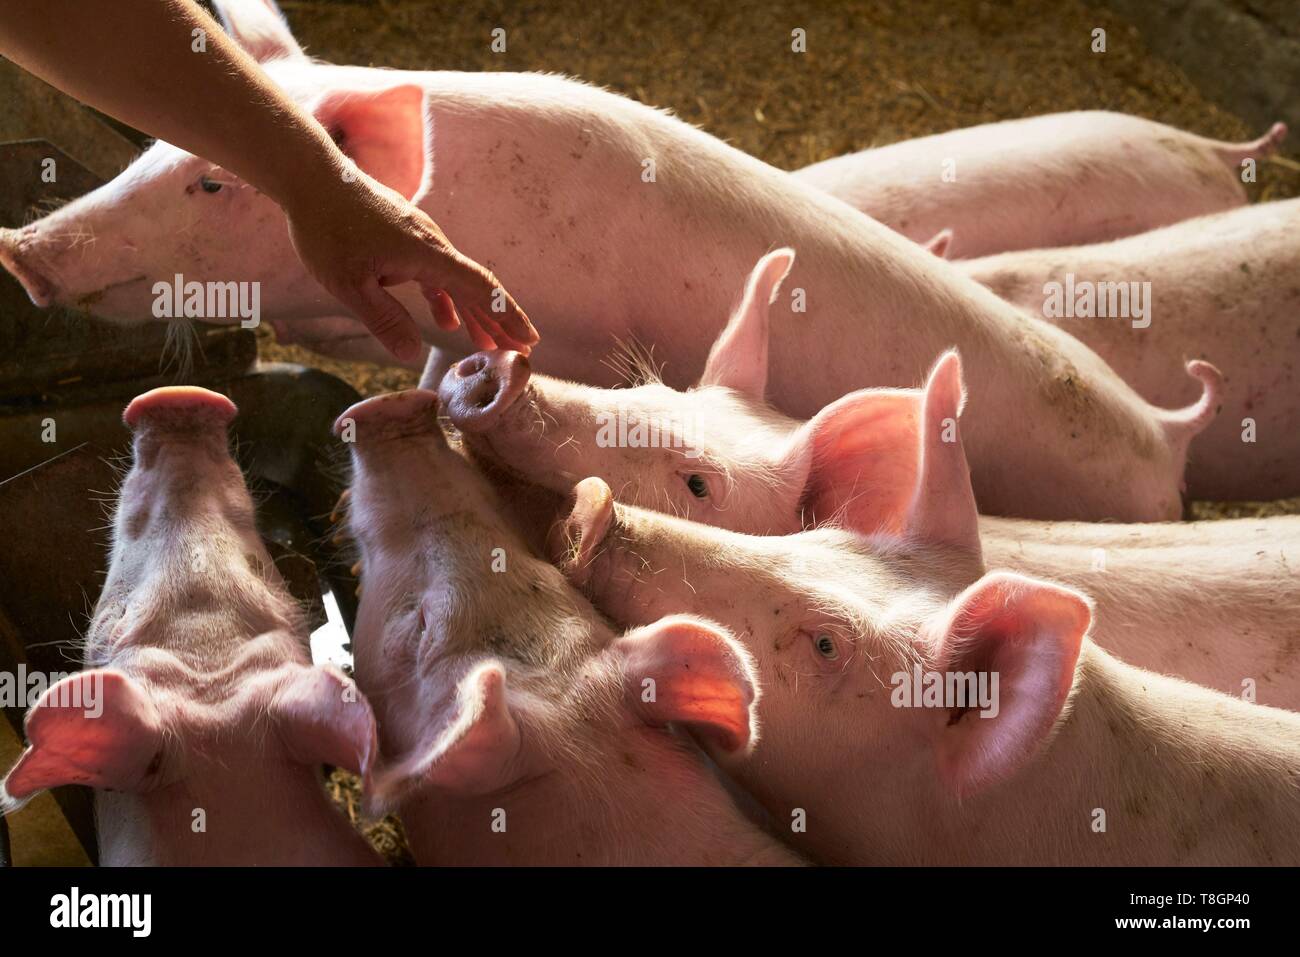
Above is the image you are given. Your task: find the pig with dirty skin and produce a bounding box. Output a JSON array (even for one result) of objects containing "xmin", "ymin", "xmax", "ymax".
[
  {"xmin": 0, "ymin": 0, "xmax": 1240, "ymax": 523},
  {"xmin": 431, "ymin": 246, "xmax": 1300, "ymax": 707},
  {"xmin": 949, "ymin": 198, "xmax": 1300, "ymax": 501}
]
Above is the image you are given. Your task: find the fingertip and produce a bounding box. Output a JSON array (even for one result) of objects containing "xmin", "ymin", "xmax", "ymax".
[
  {"xmin": 501, "ymin": 302, "xmax": 539, "ymax": 344},
  {"xmin": 426, "ymin": 288, "xmax": 461, "ymax": 332}
]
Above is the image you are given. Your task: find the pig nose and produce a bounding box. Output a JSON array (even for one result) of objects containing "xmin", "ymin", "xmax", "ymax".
[
  {"xmin": 0, "ymin": 227, "xmax": 54, "ymax": 307},
  {"xmin": 123, "ymin": 386, "xmax": 239, "ymax": 431},
  {"xmin": 334, "ymin": 388, "xmax": 441, "ymax": 441},
  {"xmin": 438, "ymin": 350, "xmax": 530, "ymax": 432}
]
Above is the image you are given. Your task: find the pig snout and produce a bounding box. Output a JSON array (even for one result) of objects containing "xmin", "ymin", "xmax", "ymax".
[
  {"xmin": 438, "ymin": 350, "xmax": 531, "ymax": 432},
  {"xmin": 0, "ymin": 227, "xmax": 55, "ymax": 307},
  {"xmin": 334, "ymin": 388, "xmax": 443, "ymax": 443},
  {"xmin": 123, "ymin": 385, "xmax": 239, "ymax": 432}
]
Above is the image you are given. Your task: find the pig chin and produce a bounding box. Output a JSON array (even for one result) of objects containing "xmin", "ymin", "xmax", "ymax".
[
  {"xmin": 66, "ymin": 274, "xmax": 156, "ymax": 321},
  {"xmin": 457, "ymin": 407, "xmax": 584, "ymax": 495}
]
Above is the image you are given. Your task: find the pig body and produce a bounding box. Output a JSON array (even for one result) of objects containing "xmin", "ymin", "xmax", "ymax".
[
  {"xmin": 337, "ymin": 389, "xmax": 801, "ymax": 866},
  {"xmin": 792, "ymin": 111, "xmax": 1286, "ymax": 258},
  {"xmin": 551, "ymin": 358, "xmax": 1300, "ymax": 865},
  {"xmin": 0, "ymin": 387, "xmax": 382, "ymax": 866},
  {"xmin": 0, "ymin": 0, "xmax": 1221, "ymax": 521},
  {"xmin": 957, "ymin": 199, "xmax": 1300, "ymax": 500},
  {"xmin": 980, "ymin": 516, "xmax": 1300, "ymax": 709}
]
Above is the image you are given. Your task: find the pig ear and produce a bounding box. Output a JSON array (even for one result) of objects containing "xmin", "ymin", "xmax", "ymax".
[
  {"xmin": 548, "ymin": 477, "xmax": 616, "ymax": 586},
  {"xmin": 213, "ymin": 0, "xmax": 305, "ymax": 63},
  {"xmin": 369, "ymin": 662, "xmax": 522, "ymax": 811},
  {"xmin": 313, "ymin": 85, "xmax": 431, "ymax": 200},
  {"xmin": 268, "ymin": 665, "xmax": 378, "ymax": 778},
  {"xmin": 908, "ymin": 351, "xmax": 981, "ymax": 552},
  {"xmin": 923, "ymin": 229, "xmax": 953, "ymax": 258},
  {"xmin": 611, "ymin": 615, "xmax": 759, "ymax": 755},
  {"xmin": 1, "ymin": 671, "xmax": 164, "ymax": 814},
  {"xmin": 789, "ymin": 350, "xmax": 980, "ymax": 555},
  {"xmin": 923, "ymin": 572, "xmax": 1090, "ymax": 798},
  {"xmin": 787, "ymin": 387, "xmax": 922, "ymax": 534},
  {"xmin": 697, "ymin": 249, "xmax": 796, "ymax": 400}
]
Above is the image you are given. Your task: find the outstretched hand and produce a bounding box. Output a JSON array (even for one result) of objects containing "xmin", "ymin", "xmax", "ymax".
[{"xmin": 284, "ymin": 170, "xmax": 538, "ymax": 363}]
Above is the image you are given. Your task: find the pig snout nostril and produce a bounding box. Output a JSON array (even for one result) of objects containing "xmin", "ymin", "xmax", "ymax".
[
  {"xmin": 469, "ymin": 374, "xmax": 501, "ymax": 410},
  {"xmin": 457, "ymin": 355, "xmax": 489, "ymax": 377}
]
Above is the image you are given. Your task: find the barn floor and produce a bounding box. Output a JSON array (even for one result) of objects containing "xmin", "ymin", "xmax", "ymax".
[{"xmin": 6, "ymin": 0, "xmax": 1298, "ymax": 866}]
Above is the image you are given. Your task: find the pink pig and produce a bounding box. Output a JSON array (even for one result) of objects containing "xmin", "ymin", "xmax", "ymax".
[
  {"xmin": 0, "ymin": 0, "xmax": 1224, "ymax": 522},
  {"xmin": 334, "ymin": 389, "xmax": 802, "ymax": 866},
  {"xmin": 0, "ymin": 387, "xmax": 381, "ymax": 866},
  {"xmin": 547, "ymin": 363, "xmax": 1300, "ymax": 865},
  {"xmin": 793, "ymin": 111, "xmax": 1287, "ymax": 258},
  {"xmin": 955, "ymin": 197, "xmax": 1300, "ymax": 500}
]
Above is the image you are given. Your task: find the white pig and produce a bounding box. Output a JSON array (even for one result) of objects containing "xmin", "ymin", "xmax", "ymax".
[
  {"xmin": 0, "ymin": 387, "xmax": 382, "ymax": 866},
  {"xmin": 433, "ymin": 248, "xmax": 1300, "ymax": 704},
  {"xmin": 335, "ymin": 388, "xmax": 802, "ymax": 866},
  {"xmin": 793, "ymin": 111, "xmax": 1287, "ymax": 258},
  {"xmin": 955, "ymin": 198, "xmax": 1300, "ymax": 500}
]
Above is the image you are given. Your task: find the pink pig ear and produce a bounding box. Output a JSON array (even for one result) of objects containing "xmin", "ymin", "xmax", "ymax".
[
  {"xmin": 368, "ymin": 662, "xmax": 522, "ymax": 812},
  {"xmin": 213, "ymin": 0, "xmax": 305, "ymax": 63},
  {"xmin": 313, "ymin": 85, "xmax": 431, "ymax": 200},
  {"xmin": 268, "ymin": 665, "xmax": 378, "ymax": 778},
  {"xmin": 611, "ymin": 615, "xmax": 759, "ymax": 755},
  {"xmin": 922, "ymin": 228, "xmax": 953, "ymax": 258},
  {"xmin": 908, "ymin": 351, "xmax": 981, "ymax": 553},
  {"xmin": 787, "ymin": 384, "xmax": 923, "ymax": 535},
  {"xmin": 790, "ymin": 350, "xmax": 980, "ymax": 555},
  {"xmin": 698, "ymin": 249, "xmax": 796, "ymax": 400},
  {"xmin": 1, "ymin": 670, "xmax": 164, "ymax": 813},
  {"xmin": 924, "ymin": 572, "xmax": 1091, "ymax": 798}
]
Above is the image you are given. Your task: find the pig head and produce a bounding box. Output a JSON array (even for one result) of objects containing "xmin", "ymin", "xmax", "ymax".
[
  {"xmin": 334, "ymin": 389, "xmax": 790, "ymax": 865},
  {"xmin": 0, "ymin": 385, "xmax": 381, "ymax": 866},
  {"xmin": 0, "ymin": 0, "xmax": 434, "ymax": 333}
]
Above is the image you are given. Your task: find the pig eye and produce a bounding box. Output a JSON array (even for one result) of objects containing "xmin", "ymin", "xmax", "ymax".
[
  {"xmin": 199, "ymin": 175, "xmax": 223, "ymax": 194},
  {"xmin": 813, "ymin": 633, "xmax": 838, "ymax": 659},
  {"xmin": 684, "ymin": 474, "xmax": 709, "ymax": 499}
]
